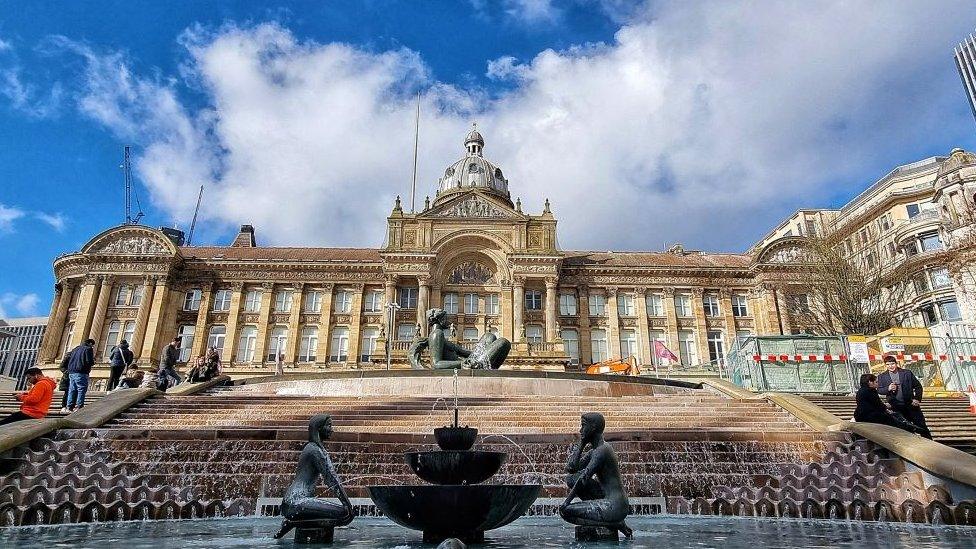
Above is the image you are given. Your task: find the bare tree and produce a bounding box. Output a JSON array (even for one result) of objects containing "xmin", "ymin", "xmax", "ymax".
[{"xmin": 784, "ymin": 236, "xmax": 915, "ymax": 335}]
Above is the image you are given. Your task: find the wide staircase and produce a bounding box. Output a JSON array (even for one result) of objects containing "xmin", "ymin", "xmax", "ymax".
[
  {"xmin": 805, "ymin": 396, "xmax": 976, "ymax": 456},
  {"xmin": 0, "ymin": 374, "xmax": 974, "ymax": 526},
  {"xmin": 0, "ymin": 392, "xmax": 105, "ymax": 418}
]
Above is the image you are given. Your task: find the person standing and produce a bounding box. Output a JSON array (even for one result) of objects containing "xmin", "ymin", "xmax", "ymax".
[
  {"xmin": 107, "ymin": 339, "xmax": 134, "ymax": 391},
  {"xmin": 157, "ymin": 336, "xmax": 183, "ymax": 391},
  {"xmin": 65, "ymin": 338, "xmax": 95, "ymax": 412},
  {"xmin": 57, "ymin": 352, "xmax": 71, "ymax": 413},
  {"xmin": 854, "ymin": 373, "xmax": 924, "ymax": 434},
  {"xmin": 0, "ymin": 368, "xmax": 57, "ymax": 425},
  {"xmin": 206, "ymin": 346, "xmax": 221, "ymax": 376},
  {"xmin": 877, "ymin": 355, "xmax": 932, "ymax": 439}
]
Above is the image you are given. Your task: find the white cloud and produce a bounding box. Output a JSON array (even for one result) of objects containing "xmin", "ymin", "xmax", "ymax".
[
  {"xmin": 0, "ymin": 39, "xmax": 63, "ymax": 118},
  {"xmin": 0, "ymin": 203, "xmax": 25, "ymax": 233},
  {"xmin": 504, "ymin": 0, "xmax": 560, "ymax": 24},
  {"xmin": 0, "ymin": 292, "xmax": 40, "ymax": 318},
  {"xmin": 34, "ymin": 211, "xmax": 66, "ymax": 232},
  {"xmin": 67, "ymin": 3, "xmax": 976, "ymax": 253}
]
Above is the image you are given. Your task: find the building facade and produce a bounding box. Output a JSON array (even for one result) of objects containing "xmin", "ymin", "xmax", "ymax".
[
  {"xmin": 34, "ymin": 130, "xmax": 976, "ymax": 383},
  {"xmin": 0, "ymin": 317, "xmax": 47, "ymax": 389},
  {"xmin": 956, "ymin": 32, "xmax": 976, "ymax": 124}
]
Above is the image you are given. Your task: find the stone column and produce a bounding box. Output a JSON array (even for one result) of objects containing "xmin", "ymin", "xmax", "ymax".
[
  {"xmin": 720, "ymin": 289, "xmax": 737, "ymax": 351},
  {"xmin": 691, "ymin": 288, "xmax": 709, "ymax": 365},
  {"xmin": 89, "ymin": 275, "xmax": 114, "ymax": 354},
  {"xmin": 578, "ymin": 286, "xmax": 592, "ymax": 364},
  {"xmin": 346, "ymin": 284, "xmax": 365, "ymax": 366},
  {"xmin": 314, "ymin": 284, "xmax": 335, "ymax": 366},
  {"xmin": 252, "ymin": 282, "xmax": 275, "ymax": 366},
  {"xmin": 130, "ymin": 276, "xmax": 156, "ymax": 359},
  {"xmin": 500, "ymin": 281, "xmax": 513, "ymax": 341},
  {"xmin": 285, "ymin": 283, "xmax": 305, "ymax": 365},
  {"xmin": 636, "ymin": 288, "xmax": 652, "ymax": 366},
  {"xmin": 513, "ymin": 277, "xmax": 525, "ymax": 342},
  {"xmin": 774, "ymin": 288, "xmax": 792, "ymax": 335},
  {"xmin": 72, "ymin": 275, "xmax": 102, "ymax": 347},
  {"xmin": 417, "ymin": 277, "xmax": 431, "ymax": 335},
  {"xmin": 189, "ymin": 282, "xmax": 214, "ymax": 360},
  {"xmin": 222, "ymin": 282, "xmax": 244, "ymax": 363},
  {"xmin": 140, "ymin": 276, "xmax": 171, "ymax": 364},
  {"xmin": 39, "ymin": 280, "xmax": 74, "ymax": 362},
  {"xmin": 384, "ymin": 276, "xmax": 397, "ymax": 309},
  {"xmin": 607, "ymin": 287, "xmax": 620, "ymax": 360},
  {"xmin": 663, "ymin": 288, "xmax": 679, "ymax": 363},
  {"xmin": 544, "ymin": 278, "xmax": 558, "ymax": 342}
]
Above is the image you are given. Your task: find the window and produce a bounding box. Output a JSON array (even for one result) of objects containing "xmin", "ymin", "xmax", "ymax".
[
  {"xmin": 266, "ymin": 327, "xmax": 288, "ymax": 362},
  {"xmin": 177, "ymin": 325, "xmax": 195, "ymax": 362},
  {"xmin": 299, "ymin": 327, "xmax": 318, "ymax": 362},
  {"xmin": 789, "ymin": 294, "xmax": 810, "ymax": 314},
  {"xmin": 304, "ymin": 291, "xmax": 323, "ymax": 313},
  {"xmin": 103, "ymin": 321, "xmax": 121, "ymax": 359},
  {"xmin": 619, "ymin": 329, "xmax": 638, "ymax": 359},
  {"xmin": 559, "ymin": 293, "xmax": 577, "ymax": 316},
  {"xmin": 707, "ymin": 331, "xmax": 725, "ymax": 363},
  {"xmin": 678, "ymin": 331, "xmax": 696, "ymax": 366},
  {"xmin": 359, "ymin": 327, "xmax": 379, "ymax": 362},
  {"xmin": 485, "ymin": 294, "xmax": 499, "ymax": 315},
  {"xmin": 462, "ymin": 327, "xmax": 479, "ymax": 341},
  {"xmin": 617, "ymin": 293, "xmax": 635, "ymax": 316},
  {"xmin": 464, "ymin": 293, "xmax": 479, "ymax": 314},
  {"xmin": 646, "ymin": 293, "xmax": 664, "ymax": 316},
  {"xmin": 804, "ymin": 219, "xmax": 817, "ymax": 236},
  {"xmin": 114, "ymin": 285, "xmax": 130, "ymax": 307},
  {"xmin": 940, "ymin": 300, "xmax": 962, "ymax": 322},
  {"xmin": 398, "ymin": 287, "xmax": 418, "ymax": 308},
  {"xmin": 396, "ymin": 323, "xmax": 416, "ymax": 341},
  {"xmin": 675, "ymin": 294, "xmax": 692, "ymax": 317},
  {"xmin": 561, "ymin": 329, "xmax": 579, "ymax": 365},
  {"xmin": 244, "ymin": 290, "xmax": 262, "ymax": 312},
  {"xmin": 237, "ymin": 326, "xmax": 258, "ymax": 362},
  {"xmin": 333, "ymin": 290, "xmax": 352, "ymax": 313},
  {"xmin": 130, "ymin": 285, "xmax": 144, "ymax": 307},
  {"xmin": 929, "ymin": 268, "xmax": 951, "ymax": 290},
  {"xmin": 590, "ymin": 329, "xmax": 608, "ymax": 363},
  {"xmin": 121, "ymin": 321, "xmax": 135, "ymax": 347},
  {"xmin": 702, "ymin": 294, "xmax": 720, "ymax": 317},
  {"xmin": 275, "ymin": 290, "xmax": 293, "ymax": 313},
  {"xmin": 183, "ymin": 289, "xmax": 202, "ymax": 311},
  {"xmin": 920, "ymin": 304, "xmax": 939, "ymax": 326},
  {"xmin": 588, "ymin": 293, "xmax": 606, "ymax": 316},
  {"xmin": 903, "ymin": 240, "xmax": 919, "ymax": 256},
  {"xmin": 732, "ymin": 294, "xmax": 749, "ymax": 317},
  {"xmin": 364, "ymin": 289, "xmax": 384, "ymax": 313},
  {"xmin": 525, "ymin": 324, "xmax": 543, "ymax": 344},
  {"xmin": 919, "ymin": 232, "xmax": 943, "ymax": 252},
  {"xmin": 525, "ymin": 290, "xmax": 542, "ymax": 311},
  {"xmin": 443, "ymin": 293, "xmax": 459, "ymax": 314},
  {"xmin": 212, "ymin": 289, "xmax": 232, "ymax": 312},
  {"xmin": 329, "ymin": 327, "xmax": 349, "ymax": 362},
  {"xmin": 207, "ymin": 325, "xmax": 226, "ymax": 355},
  {"xmin": 649, "ymin": 330, "xmax": 666, "ymax": 365},
  {"xmin": 906, "ymin": 203, "xmax": 920, "ymax": 218},
  {"xmin": 735, "ymin": 330, "xmax": 752, "ymax": 342},
  {"xmin": 62, "ymin": 322, "xmax": 75, "ymax": 356}
]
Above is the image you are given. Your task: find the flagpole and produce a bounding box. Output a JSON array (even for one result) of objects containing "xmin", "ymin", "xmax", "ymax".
[{"xmin": 410, "ymin": 92, "xmax": 420, "ymax": 213}]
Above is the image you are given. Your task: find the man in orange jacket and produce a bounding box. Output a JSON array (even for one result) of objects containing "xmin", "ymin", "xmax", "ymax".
[{"xmin": 1, "ymin": 367, "xmax": 56, "ymax": 426}]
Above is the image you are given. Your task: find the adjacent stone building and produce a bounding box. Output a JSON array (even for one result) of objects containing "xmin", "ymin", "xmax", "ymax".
[{"xmin": 34, "ymin": 130, "xmax": 976, "ymax": 383}]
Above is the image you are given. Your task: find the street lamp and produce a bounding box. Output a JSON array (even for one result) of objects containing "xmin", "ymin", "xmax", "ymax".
[{"xmin": 386, "ymin": 301, "xmax": 402, "ymax": 370}]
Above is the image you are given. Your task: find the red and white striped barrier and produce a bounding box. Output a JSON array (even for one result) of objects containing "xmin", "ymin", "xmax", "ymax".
[{"xmin": 750, "ymin": 353, "xmax": 958, "ymax": 362}]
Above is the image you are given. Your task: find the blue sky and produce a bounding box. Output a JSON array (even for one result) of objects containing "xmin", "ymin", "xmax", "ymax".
[{"xmin": 1, "ymin": 0, "xmax": 976, "ymax": 318}]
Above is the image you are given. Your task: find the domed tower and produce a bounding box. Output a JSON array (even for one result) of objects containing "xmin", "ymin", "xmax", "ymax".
[{"xmin": 433, "ymin": 125, "xmax": 513, "ymax": 208}]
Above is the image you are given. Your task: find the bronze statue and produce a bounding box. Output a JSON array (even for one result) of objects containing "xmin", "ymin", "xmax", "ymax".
[
  {"xmin": 559, "ymin": 412, "xmax": 632, "ymax": 538},
  {"xmin": 409, "ymin": 308, "xmax": 510, "ymax": 370},
  {"xmin": 275, "ymin": 414, "xmax": 354, "ymax": 542}
]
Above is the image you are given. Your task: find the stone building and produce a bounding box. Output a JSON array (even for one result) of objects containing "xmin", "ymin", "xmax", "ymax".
[
  {"xmin": 0, "ymin": 317, "xmax": 47, "ymax": 389},
  {"xmin": 34, "ymin": 129, "xmax": 976, "ymax": 382}
]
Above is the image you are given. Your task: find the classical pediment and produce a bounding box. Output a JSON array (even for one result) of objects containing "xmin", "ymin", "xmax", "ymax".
[
  {"xmin": 81, "ymin": 225, "xmax": 179, "ymax": 257},
  {"xmin": 422, "ymin": 191, "xmax": 522, "ymax": 220}
]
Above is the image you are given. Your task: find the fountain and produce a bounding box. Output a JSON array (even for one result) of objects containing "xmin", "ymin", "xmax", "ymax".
[{"xmin": 367, "ymin": 406, "xmax": 540, "ymax": 543}]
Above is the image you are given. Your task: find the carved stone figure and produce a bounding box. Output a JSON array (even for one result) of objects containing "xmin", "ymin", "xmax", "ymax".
[
  {"xmin": 275, "ymin": 414, "xmax": 354, "ymax": 543},
  {"xmin": 448, "ymin": 262, "xmax": 494, "ymax": 285},
  {"xmin": 559, "ymin": 412, "xmax": 633, "ymax": 539},
  {"xmin": 409, "ymin": 308, "xmax": 510, "ymax": 370}
]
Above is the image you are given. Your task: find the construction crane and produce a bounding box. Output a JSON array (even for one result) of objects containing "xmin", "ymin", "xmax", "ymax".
[
  {"xmin": 186, "ymin": 185, "xmax": 204, "ymax": 245},
  {"xmin": 121, "ymin": 145, "xmax": 144, "ymax": 225}
]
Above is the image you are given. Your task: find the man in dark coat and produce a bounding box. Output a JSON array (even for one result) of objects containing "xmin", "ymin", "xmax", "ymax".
[
  {"xmin": 877, "ymin": 355, "xmax": 932, "ymax": 438},
  {"xmin": 157, "ymin": 336, "xmax": 183, "ymax": 391},
  {"xmin": 854, "ymin": 373, "xmax": 924, "ymax": 434},
  {"xmin": 65, "ymin": 338, "xmax": 95, "ymax": 411},
  {"xmin": 108, "ymin": 340, "xmax": 134, "ymax": 391}
]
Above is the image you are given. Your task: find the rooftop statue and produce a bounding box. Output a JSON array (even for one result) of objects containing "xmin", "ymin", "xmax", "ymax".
[
  {"xmin": 559, "ymin": 412, "xmax": 633, "ymax": 539},
  {"xmin": 275, "ymin": 414, "xmax": 354, "ymax": 543},
  {"xmin": 409, "ymin": 308, "xmax": 511, "ymax": 370}
]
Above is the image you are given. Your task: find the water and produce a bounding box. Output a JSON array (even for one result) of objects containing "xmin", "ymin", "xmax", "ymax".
[{"xmin": 0, "ymin": 516, "xmax": 974, "ymax": 548}]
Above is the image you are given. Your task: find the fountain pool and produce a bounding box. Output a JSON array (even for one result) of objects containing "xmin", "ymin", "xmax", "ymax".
[{"xmin": 0, "ymin": 515, "xmax": 973, "ymax": 548}]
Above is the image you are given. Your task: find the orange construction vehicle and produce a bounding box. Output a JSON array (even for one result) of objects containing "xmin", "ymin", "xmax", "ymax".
[{"xmin": 586, "ymin": 356, "xmax": 640, "ymax": 376}]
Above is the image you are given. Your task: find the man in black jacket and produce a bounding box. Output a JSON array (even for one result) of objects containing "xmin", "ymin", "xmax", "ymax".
[
  {"xmin": 877, "ymin": 355, "xmax": 932, "ymax": 438},
  {"xmin": 157, "ymin": 336, "xmax": 183, "ymax": 391},
  {"xmin": 108, "ymin": 340, "xmax": 134, "ymax": 391},
  {"xmin": 65, "ymin": 338, "xmax": 95, "ymax": 412}
]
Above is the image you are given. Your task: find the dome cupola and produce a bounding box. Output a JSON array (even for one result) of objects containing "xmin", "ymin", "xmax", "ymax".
[{"xmin": 433, "ymin": 125, "xmax": 512, "ymax": 207}]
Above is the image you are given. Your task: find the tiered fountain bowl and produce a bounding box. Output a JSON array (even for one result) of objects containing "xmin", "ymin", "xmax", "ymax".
[{"xmin": 367, "ymin": 423, "xmax": 541, "ymax": 543}]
